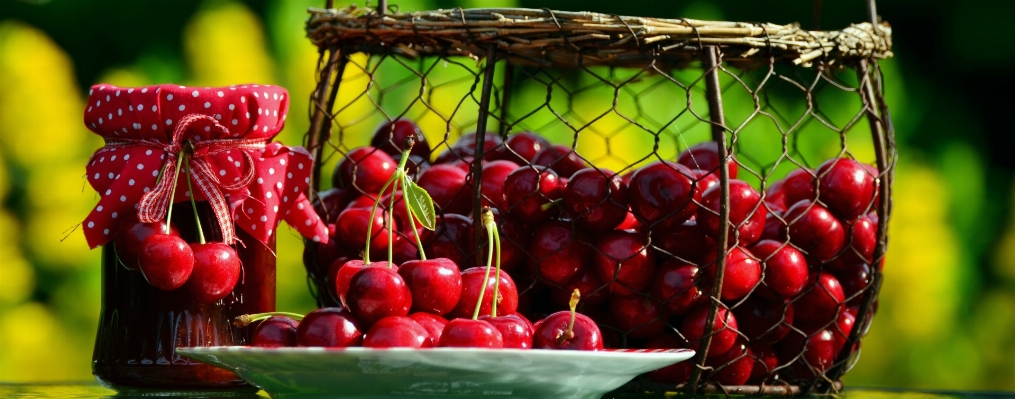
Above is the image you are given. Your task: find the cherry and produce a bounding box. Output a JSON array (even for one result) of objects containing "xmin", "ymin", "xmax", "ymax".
[
  {"xmin": 615, "ymin": 209, "xmax": 644, "ymax": 232},
  {"xmin": 532, "ymin": 291, "xmax": 604, "ymax": 350},
  {"xmin": 817, "ymin": 158, "xmax": 876, "ymax": 220},
  {"xmin": 416, "ymin": 164, "xmax": 472, "ymax": 215},
  {"xmin": 398, "ymin": 258, "xmax": 463, "ymax": 315},
  {"xmin": 138, "ymin": 233, "xmax": 194, "ymax": 291},
  {"xmin": 409, "ymin": 312, "xmax": 449, "ymax": 344},
  {"xmin": 747, "ymin": 343, "xmax": 780, "ymax": 384},
  {"xmin": 334, "ymin": 207, "xmax": 392, "ymax": 256},
  {"xmin": 628, "ymin": 161, "xmax": 695, "ymax": 230},
  {"xmin": 437, "ymin": 318, "xmax": 504, "ymax": 348},
  {"xmin": 834, "ymin": 262, "xmax": 872, "ymax": 306},
  {"xmin": 832, "ymin": 307, "xmax": 857, "ymax": 352},
  {"xmin": 362, "ymin": 316, "xmax": 434, "ymax": 348},
  {"xmin": 496, "ymin": 216, "xmax": 531, "ymax": 272},
  {"xmin": 333, "ymin": 146, "xmax": 397, "ymax": 195},
  {"xmin": 749, "ymin": 240, "xmax": 809, "ymax": 300},
  {"xmin": 793, "ymin": 272, "xmax": 845, "ymax": 334},
  {"xmin": 447, "ymin": 156, "xmax": 476, "ymax": 173},
  {"xmin": 607, "ymin": 295, "xmax": 666, "ymax": 339},
  {"xmin": 829, "ymin": 214, "xmax": 878, "ymax": 270},
  {"xmin": 646, "ymin": 333, "xmax": 693, "ymax": 384},
  {"xmin": 502, "ymin": 166, "xmax": 563, "ymax": 224},
  {"xmin": 480, "ymin": 160, "xmax": 520, "ymax": 210},
  {"xmin": 345, "ymin": 266, "xmax": 413, "ymax": 328},
  {"xmin": 676, "ymin": 142, "xmax": 738, "ymax": 179},
  {"xmin": 532, "ymin": 145, "xmax": 587, "ymax": 178},
  {"xmin": 296, "ymin": 307, "xmax": 363, "ymax": 347},
  {"xmin": 450, "ymin": 267, "xmax": 518, "ymax": 318},
  {"xmin": 679, "ymin": 304, "xmax": 738, "ymax": 356},
  {"xmin": 759, "ymin": 210, "xmax": 786, "ymax": 243},
  {"xmin": 780, "ymin": 168, "xmax": 817, "ymax": 207},
  {"xmin": 421, "ymin": 214, "xmax": 471, "ymax": 268},
  {"xmin": 186, "ymin": 242, "xmax": 241, "ymax": 303},
  {"xmin": 113, "ymin": 215, "xmax": 180, "ymax": 271},
  {"xmin": 780, "ymin": 329, "xmax": 837, "ymax": 380},
  {"xmin": 529, "ymin": 220, "xmax": 590, "ymax": 286},
  {"xmin": 733, "ymin": 296, "xmax": 794, "ymax": 344},
  {"xmin": 370, "ymin": 119, "xmax": 431, "ymax": 159},
  {"xmin": 332, "ymin": 259, "xmax": 393, "ymax": 308},
  {"xmin": 549, "ymin": 270, "xmax": 610, "ymax": 308},
  {"xmin": 701, "ymin": 246, "xmax": 762, "ymax": 301},
  {"xmin": 252, "ymin": 316, "xmax": 299, "ymax": 348},
  {"xmin": 388, "ymin": 233, "xmax": 419, "ymax": 265},
  {"xmin": 705, "ymin": 341, "xmax": 753, "ymax": 386},
  {"xmin": 313, "ymin": 187, "xmax": 352, "ymax": 223},
  {"xmin": 649, "ymin": 261, "xmax": 703, "ymax": 316},
  {"xmin": 591, "ymin": 230, "xmax": 654, "ymax": 296},
  {"xmin": 480, "ymin": 313, "xmax": 535, "ymax": 349},
  {"xmin": 652, "ymin": 220, "xmax": 714, "ymax": 265},
  {"xmin": 782, "ymin": 200, "xmax": 846, "ymax": 263},
  {"xmin": 689, "ymin": 168, "xmax": 720, "ymax": 199},
  {"xmin": 764, "ymin": 179, "xmax": 787, "ymax": 213},
  {"xmin": 446, "ymin": 132, "xmax": 504, "ymax": 161},
  {"xmin": 498, "ymin": 132, "xmax": 549, "ymax": 165},
  {"xmin": 697, "ymin": 179, "xmax": 767, "ymax": 247},
  {"xmin": 563, "ymin": 168, "xmax": 629, "ymax": 231}
]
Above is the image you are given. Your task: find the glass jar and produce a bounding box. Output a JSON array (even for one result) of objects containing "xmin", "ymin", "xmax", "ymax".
[{"xmin": 92, "ymin": 202, "xmax": 276, "ymax": 393}]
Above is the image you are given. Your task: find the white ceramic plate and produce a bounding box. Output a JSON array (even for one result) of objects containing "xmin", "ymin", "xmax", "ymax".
[{"xmin": 178, "ymin": 347, "xmax": 694, "ymax": 399}]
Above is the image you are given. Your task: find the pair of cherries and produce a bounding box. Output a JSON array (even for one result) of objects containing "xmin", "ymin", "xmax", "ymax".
[{"xmin": 114, "ymin": 214, "xmax": 241, "ymax": 303}]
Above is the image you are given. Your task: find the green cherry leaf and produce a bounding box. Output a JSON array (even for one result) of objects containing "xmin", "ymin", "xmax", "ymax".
[{"xmin": 403, "ymin": 176, "xmax": 436, "ymax": 231}]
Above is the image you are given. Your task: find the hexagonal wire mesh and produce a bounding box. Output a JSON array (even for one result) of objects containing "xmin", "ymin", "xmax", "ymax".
[{"xmin": 302, "ymin": 4, "xmax": 894, "ymax": 396}]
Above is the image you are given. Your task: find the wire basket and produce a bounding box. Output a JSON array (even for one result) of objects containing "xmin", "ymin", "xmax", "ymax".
[{"xmin": 302, "ymin": 2, "xmax": 894, "ymax": 395}]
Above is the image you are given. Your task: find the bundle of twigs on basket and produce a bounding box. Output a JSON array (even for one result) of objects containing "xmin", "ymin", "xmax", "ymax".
[{"xmin": 302, "ymin": 4, "xmax": 894, "ymax": 396}]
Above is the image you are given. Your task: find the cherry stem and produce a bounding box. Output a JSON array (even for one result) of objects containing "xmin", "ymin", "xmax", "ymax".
[
  {"xmin": 363, "ymin": 151, "xmax": 411, "ymax": 265},
  {"xmin": 183, "ymin": 152, "xmax": 206, "ymax": 245},
  {"xmin": 387, "ymin": 179, "xmax": 397, "ymax": 266},
  {"xmin": 473, "ymin": 209, "xmax": 497, "ymax": 320},
  {"xmin": 402, "ymin": 181, "xmax": 427, "ymax": 260},
  {"xmin": 480, "ymin": 208, "xmax": 501, "ymax": 318},
  {"xmin": 559, "ymin": 289, "xmax": 581, "ymax": 346},
  {"xmin": 539, "ymin": 198, "xmax": 562, "ymax": 212},
  {"xmin": 163, "ymin": 150, "xmax": 186, "ymax": 235},
  {"xmin": 233, "ymin": 311, "xmax": 305, "ymax": 327}
]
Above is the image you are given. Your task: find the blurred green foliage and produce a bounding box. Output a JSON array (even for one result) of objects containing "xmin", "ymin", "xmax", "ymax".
[{"xmin": 0, "ymin": 0, "xmax": 1012, "ymax": 391}]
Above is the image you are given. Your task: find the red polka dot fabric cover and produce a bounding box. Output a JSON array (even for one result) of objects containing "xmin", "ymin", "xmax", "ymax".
[{"xmin": 82, "ymin": 83, "xmax": 328, "ymax": 249}]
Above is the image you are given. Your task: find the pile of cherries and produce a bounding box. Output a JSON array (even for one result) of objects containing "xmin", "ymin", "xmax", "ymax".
[{"xmin": 300, "ymin": 118, "xmax": 882, "ymax": 385}]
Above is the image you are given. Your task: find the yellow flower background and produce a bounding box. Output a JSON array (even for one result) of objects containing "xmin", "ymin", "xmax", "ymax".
[{"xmin": 0, "ymin": 0, "xmax": 1013, "ymax": 390}]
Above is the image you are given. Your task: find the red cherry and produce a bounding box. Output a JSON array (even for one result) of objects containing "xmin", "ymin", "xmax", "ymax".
[
  {"xmin": 649, "ymin": 261, "xmax": 703, "ymax": 316},
  {"xmin": 437, "ymin": 318, "xmax": 504, "ymax": 348},
  {"xmin": 346, "ymin": 266, "xmax": 413, "ymax": 328},
  {"xmin": 313, "ymin": 187, "xmax": 352, "ymax": 223},
  {"xmin": 450, "ymin": 267, "xmax": 518, "ymax": 318},
  {"xmin": 332, "ymin": 259, "xmax": 393, "ymax": 308},
  {"xmin": 781, "ymin": 168, "xmax": 817, "ymax": 206},
  {"xmin": 782, "ymin": 200, "xmax": 846, "ymax": 263},
  {"xmin": 113, "ymin": 215, "xmax": 180, "ymax": 271},
  {"xmin": 697, "ymin": 179, "xmax": 767, "ymax": 246},
  {"xmin": 591, "ymin": 231, "xmax": 654, "ymax": 296},
  {"xmin": 701, "ymin": 246, "xmax": 762, "ymax": 301},
  {"xmin": 831, "ymin": 307, "xmax": 857, "ymax": 352},
  {"xmin": 832, "ymin": 262, "xmax": 871, "ymax": 306},
  {"xmin": 532, "ymin": 310, "xmax": 603, "ymax": 350},
  {"xmin": 747, "ymin": 343, "xmax": 779, "ymax": 383},
  {"xmin": 676, "ymin": 142, "xmax": 738, "ymax": 179},
  {"xmin": 829, "ymin": 214, "xmax": 878, "ymax": 270},
  {"xmin": 503, "ymin": 166, "xmax": 563, "ymax": 224},
  {"xmin": 759, "ymin": 210, "xmax": 786, "ymax": 243},
  {"xmin": 780, "ymin": 329, "xmax": 837, "ymax": 379},
  {"xmin": 496, "ymin": 216, "xmax": 531, "ymax": 272},
  {"xmin": 480, "ymin": 160, "xmax": 520, "ymax": 210},
  {"xmin": 138, "ymin": 233, "xmax": 194, "ymax": 291},
  {"xmin": 398, "ymin": 258, "xmax": 463, "ymax": 316},
  {"xmin": 333, "ymin": 146, "xmax": 397, "ymax": 194},
  {"xmin": 679, "ymin": 304, "xmax": 738, "ymax": 356},
  {"xmin": 296, "ymin": 307, "xmax": 363, "ymax": 347},
  {"xmin": 750, "ymin": 239, "xmax": 809, "ymax": 300},
  {"xmin": 628, "ymin": 161, "xmax": 696, "ymax": 230},
  {"xmin": 733, "ymin": 296, "xmax": 794, "ymax": 344},
  {"xmin": 652, "ymin": 220, "xmax": 715, "ymax": 265},
  {"xmin": 421, "ymin": 214, "xmax": 472, "ymax": 268},
  {"xmin": 388, "ymin": 233, "xmax": 419, "ymax": 266},
  {"xmin": 549, "ymin": 270, "xmax": 610, "ymax": 308},
  {"xmin": 409, "ymin": 312, "xmax": 449, "ymax": 344},
  {"xmin": 498, "ymin": 132, "xmax": 549, "ymax": 165},
  {"xmin": 532, "ymin": 145, "xmax": 587, "ymax": 178},
  {"xmin": 363, "ymin": 316, "xmax": 434, "ymax": 348},
  {"xmin": 793, "ymin": 272, "xmax": 845, "ymax": 333},
  {"xmin": 529, "ymin": 220, "xmax": 590, "ymax": 286},
  {"xmin": 416, "ymin": 164, "xmax": 472, "ymax": 215},
  {"xmin": 764, "ymin": 179, "xmax": 787, "ymax": 213},
  {"xmin": 615, "ymin": 209, "xmax": 644, "ymax": 232},
  {"xmin": 370, "ymin": 119, "xmax": 431, "ymax": 159},
  {"xmin": 252, "ymin": 316, "xmax": 299, "ymax": 347},
  {"xmin": 817, "ymin": 158, "xmax": 876, "ymax": 220},
  {"xmin": 705, "ymin": 341, "xmax": 753, "ymax": 385},
  {"xmin": 689, "ymin": 168, "xmax": 720, "ymax": 203},
  {"xmin": 607, "ymin": 295, "xmax": 666, "ymax": 339},
  {"xmin": 563, "ymin": 168, "xmax": 629, "ymax": 231},
  {"xmin": 480, "ymin": 314, "xmax": 534, "ymax": 349},
  {"xmin": 645, "ymin": 333, "xmax": 692, "ymax": 383},
  {"xmin": 186, "ymin": 242, "xmax": 241, "ymax": 303},
  {"xmin": 443, "ymin": 132, "xmax": 504, "ymax": 162},
  {"xmin": 334, "ymin": 207, "xmax": 393, "ymax": 256}
]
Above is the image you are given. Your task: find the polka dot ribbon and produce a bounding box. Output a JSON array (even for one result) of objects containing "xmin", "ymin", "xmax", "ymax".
[{"xmin": 82, "ymin": 84, "xmax": 329, "ymax": 249}]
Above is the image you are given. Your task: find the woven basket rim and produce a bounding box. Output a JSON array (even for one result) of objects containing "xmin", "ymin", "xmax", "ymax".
[{"xmin": 306, "ymin": 6, "xmax": 892, "ymax": 68}]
